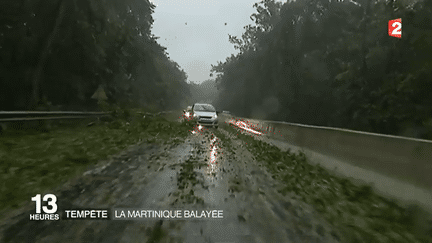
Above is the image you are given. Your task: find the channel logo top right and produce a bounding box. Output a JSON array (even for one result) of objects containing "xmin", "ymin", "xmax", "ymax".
[{"xmin": 389, "ymin": 18, "xmax": 402, "ymax": 38}]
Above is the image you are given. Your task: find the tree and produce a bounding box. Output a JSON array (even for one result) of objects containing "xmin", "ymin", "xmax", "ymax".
[
  {"xmin": 0, "ymin": 0, "xmax": 190, "ymax": 111},
  {"xmin": 211, "ymin": 0, "xmax": 432, "ymax": 139}
]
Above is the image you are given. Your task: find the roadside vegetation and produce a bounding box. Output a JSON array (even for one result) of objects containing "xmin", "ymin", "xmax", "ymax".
[
  {"xmin": 0, "ymin": 109, "xmax": 191, "ymax": 213},
  {"xmin": 223, "ymin": 124, "xmax": 432, "ymax": 243}
]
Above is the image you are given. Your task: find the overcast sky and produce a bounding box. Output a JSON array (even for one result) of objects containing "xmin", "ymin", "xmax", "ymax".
[{"xmin": 150, "ymin": 0, "xmax": 264, "ymax": 83}]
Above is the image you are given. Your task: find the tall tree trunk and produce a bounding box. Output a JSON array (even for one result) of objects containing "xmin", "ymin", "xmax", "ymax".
[
  {"xmin": 31, "ymin": 0, "xmax": 68, "ymax": 106},
  {"xmin": 291, "ymin": 17, "xmax": 303, "ymax": 122},
  {"xmin": 360, "ymin": 0, "xmax": 371, "ymax": 78}
]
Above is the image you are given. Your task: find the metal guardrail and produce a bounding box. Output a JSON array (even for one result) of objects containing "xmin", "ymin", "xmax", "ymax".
[
  {"xmin": 234, "ymin": 116, "xmax": 432, "ymax": 213},
  {"xmin": 0, "ymin": 110, "xmax": 174, "ymax": 122},
  {"xmin": 0, "ymin": 111, "xmax": 107, "ymax": 115},
  {"xmin": 0, "ymin": 111, "xmax": 109, "ymax": 122}
]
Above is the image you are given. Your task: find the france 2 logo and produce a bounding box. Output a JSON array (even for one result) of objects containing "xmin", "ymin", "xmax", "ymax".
[{"xmin": 388, "ymin": 19, "xmax": 402, "ymax": 38}]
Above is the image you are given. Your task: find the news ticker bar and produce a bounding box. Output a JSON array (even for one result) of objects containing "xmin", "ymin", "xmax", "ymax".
[{"xmin": 29, "ymin": 209, "xmax": 224, "ymax": 221}]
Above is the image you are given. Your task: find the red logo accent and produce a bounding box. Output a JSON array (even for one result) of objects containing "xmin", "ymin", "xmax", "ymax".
[{"xmin": 388, "ymin": 19, "xmax": 402, "ymax": 38}]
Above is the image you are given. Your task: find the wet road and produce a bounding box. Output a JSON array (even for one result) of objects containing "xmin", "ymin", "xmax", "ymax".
[{"xmin": 0, "ymin": 120, "xmax": 344, "ymax": 243}]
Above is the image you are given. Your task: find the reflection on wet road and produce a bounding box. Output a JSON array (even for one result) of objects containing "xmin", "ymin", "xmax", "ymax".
[
  {"xmin": 206, "ymin": 135, "xmax": 218, "ymax": 177},
  {"xmin": 169, "ymin": 121, "xmax": 341, "ymax": 243},
  {"xmin": 228, "ymin": 118, "xmax": 263, "ymax": 135}
]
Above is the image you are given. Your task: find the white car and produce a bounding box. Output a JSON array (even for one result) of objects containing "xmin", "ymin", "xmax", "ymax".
[{"xmin": 192, "ymin": 103, "xmax": 219, "ymax": 128}]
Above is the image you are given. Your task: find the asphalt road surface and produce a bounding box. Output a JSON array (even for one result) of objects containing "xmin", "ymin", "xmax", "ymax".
[{"xmin": 0, "ymin": 117, "xmax": 348, "ymax": 243}]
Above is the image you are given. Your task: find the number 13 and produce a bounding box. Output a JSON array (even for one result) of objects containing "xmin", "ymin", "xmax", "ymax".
[{"xmin": 31, "ymin": 194, "xmax": 57, "ymax": 214}]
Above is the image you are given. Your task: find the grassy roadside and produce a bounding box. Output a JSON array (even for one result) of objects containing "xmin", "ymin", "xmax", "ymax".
[
  {"xmin": 221, "ymin": 123, "xmax": 432, "ymax": 243},
  {"xmin": 0, "ymin": 109, "xmax": 192, "ymax": 213}
]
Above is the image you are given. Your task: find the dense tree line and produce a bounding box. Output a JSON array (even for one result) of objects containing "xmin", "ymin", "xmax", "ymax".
[
  {"xmin": 0, "ymin": 0, "xmax": 190, "ymax": 111},
  {"xmin": 211, "ymin": 0, "xmax": 432, "ymax": 139}
]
